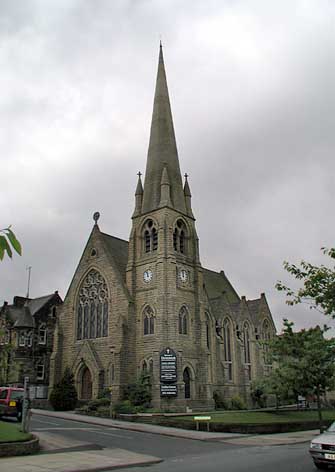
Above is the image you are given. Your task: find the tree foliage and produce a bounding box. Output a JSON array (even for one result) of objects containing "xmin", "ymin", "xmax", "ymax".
[
  {"xmin": 276, "ymin": 247, "xmax": 335, "ymax": 317},
  {"xmin": 49, "ymin": 367, "xmax": 78, "ymax": 411},
  {"xmin": 123, "ymin": 372, "xmax": 151, "ymax": 408},
  {"xmin": 267, "ymin": 320, "xmax": 335, "ymax": 431},
  {"xmin": 0, "ymin": 226, "xmax": 22, "ymax": 261}
]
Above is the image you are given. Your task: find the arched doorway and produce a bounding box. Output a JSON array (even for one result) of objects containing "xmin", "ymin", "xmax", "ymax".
[
  {"xmin": 81, "ymin": 367, "xmax": 92, "ymax": 400},
  {"xmin": 183, "ymin": 367, "xmax": 191, "ymax": 399}
]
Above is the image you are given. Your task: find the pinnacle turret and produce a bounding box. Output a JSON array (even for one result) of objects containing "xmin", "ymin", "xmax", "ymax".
[{"xmin": 132, "ymin": 172, "xmax": 144, "ymax": 217}]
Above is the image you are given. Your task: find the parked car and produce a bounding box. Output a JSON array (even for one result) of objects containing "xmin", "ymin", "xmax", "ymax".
[
  {"xmin": 0, "ymin": 387, "xmax": 24, "ymax": 422},
  {"xmin": 310, "ymin": 422, "xmax": 335, "ymax": 469}
]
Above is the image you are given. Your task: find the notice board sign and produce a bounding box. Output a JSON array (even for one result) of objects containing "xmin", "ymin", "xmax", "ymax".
[
  {"xmin": 160, "ymin": 347, "xmax": 177, "ymax": 383},
  {"xmin": 160, "ymin": 384, "xmax": 178, "ymax": 397}
]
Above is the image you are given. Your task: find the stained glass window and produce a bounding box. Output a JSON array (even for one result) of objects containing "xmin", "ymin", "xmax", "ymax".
[{"xmin": 77, "ymin": 269, "xmax": 109, "ymax": 340}]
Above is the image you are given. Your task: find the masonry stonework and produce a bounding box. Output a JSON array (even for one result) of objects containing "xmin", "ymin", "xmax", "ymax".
[{"xmin": 50, "ymin": 45, "xmax": 276, "ymax": 411}]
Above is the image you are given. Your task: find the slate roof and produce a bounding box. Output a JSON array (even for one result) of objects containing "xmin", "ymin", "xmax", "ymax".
[
  {"xmin": 203, "ymin": 268, "xmax": 240, "ymax": 304},
  {"xmin": 101, "ymin": 232, "xmax": 129, "ymax": 280},
  {"xmin": 2, "ymin": 293, "xmax": 59, "ymax": 329}
]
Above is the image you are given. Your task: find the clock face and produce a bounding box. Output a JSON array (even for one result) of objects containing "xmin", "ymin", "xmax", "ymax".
[
  {"xmin": 143, "ymin": 269, "xmax": 153, "ymax": 283},
  {"xmin": 179, "ymin": 269, "xmax": 188, "ymax": 282}
]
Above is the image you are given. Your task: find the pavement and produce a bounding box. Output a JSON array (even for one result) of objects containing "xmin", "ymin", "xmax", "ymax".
[{"xmin": 0, "ymin": 409, "xmax": 320, "ymax": 472}]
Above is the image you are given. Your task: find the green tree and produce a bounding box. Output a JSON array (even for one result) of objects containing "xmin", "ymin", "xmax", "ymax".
[
  {"xmin": 123, "ymin": 372, "xmax": 152, "ymax": 408},
  {"xmin": 268, "ymin": 320, "xmax": 335, "ymax": 432},
  {"xmin": 276, "ymin": 247, "xmax": 335, "ymax": 317},
  {"xmin": 0, "ymin": 226, "xmax": 22, "ymax": 260},
  {"xmin": 49, "ymin": 367, "xmax": 78, "ymax": 411},
  {"xmin": 250, "ymin": 379, "xmax": 268, "ymax": 408}
]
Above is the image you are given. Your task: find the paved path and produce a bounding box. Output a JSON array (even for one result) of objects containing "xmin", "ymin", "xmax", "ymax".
[{"xmin": 0, "ymin": 447, "xmax": 162, "ymax": 472}]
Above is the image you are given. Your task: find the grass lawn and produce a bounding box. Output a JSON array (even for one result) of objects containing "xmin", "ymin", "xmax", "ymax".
[
  {"xmin": 176, "ymin": 410, "xmax": 335, "ymax": 424},
  {"xmin": 0, "ymin": 421, "xmax": 32, "ymax": 443}
]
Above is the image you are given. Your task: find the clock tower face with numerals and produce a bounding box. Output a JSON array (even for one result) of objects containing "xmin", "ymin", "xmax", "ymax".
[
  {"xmin": 179, "ymin": 269, "xmax": 188, "ymax": 282},
  {"xmin": 143, "ymin": 269, "xmax": 153, "ymax": 283}
]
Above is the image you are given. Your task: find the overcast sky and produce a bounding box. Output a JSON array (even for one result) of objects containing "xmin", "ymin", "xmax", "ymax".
[{"xmin": 1, "ymin": 0, "xmax": 334, "ymax": 334}]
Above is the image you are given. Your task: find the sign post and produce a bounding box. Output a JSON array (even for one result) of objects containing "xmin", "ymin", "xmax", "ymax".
[{"xmin": 22, "ymin": 376, "xmax": 30, "ymax": 433}]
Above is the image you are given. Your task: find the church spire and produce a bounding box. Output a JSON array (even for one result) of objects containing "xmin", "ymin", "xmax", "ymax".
[{"xmin": 141, "ymin": 44, "xmax": 186, "ymax": 214}]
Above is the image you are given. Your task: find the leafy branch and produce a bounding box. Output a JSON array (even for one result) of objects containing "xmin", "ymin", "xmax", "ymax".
[
  {"xmin": 276, "ymin": 247, "xmax": 335, "ymax": 317},
  {"xmin": 0, "ymin": 226, "xmax": 22, "ymax": 261}
]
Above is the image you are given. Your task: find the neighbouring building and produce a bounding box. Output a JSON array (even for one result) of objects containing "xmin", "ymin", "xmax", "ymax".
[
  {"xmin": 0, "ymin": 292, "xmax": 62, "ymax": 399},
  {"xmin": 50, "ymin": 45, "xmax": 276, "ymax": 410}
]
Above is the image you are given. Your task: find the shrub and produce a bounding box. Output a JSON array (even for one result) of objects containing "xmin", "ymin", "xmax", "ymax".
[
  {"xmin": 81, "ymin": 398, "xmax": 110, "ymax": 412},
  {"xmin": 230, "ymin": 395, "xmax": 247, "ymax": 410},
  {"xmin": 50, "ymin": 367, "xmax": 78, "ymax": 411},
  {"xmin": 113, "ymin": 400, "xmax": 136, "ymax": 414},
  {"xmin": 213, "ymin": 391, "xmax": 229, "ymax": 410},
  {"xmin": 123, "ymin": 373, "xmax": 151, "ymax": 408},
  {"xmin": 250, "ymin": 380, "xmax": 268, "ymax": 409},
  {"xmin": 98, "ymin": 388, "xmax": 111, "ymax": 399}
]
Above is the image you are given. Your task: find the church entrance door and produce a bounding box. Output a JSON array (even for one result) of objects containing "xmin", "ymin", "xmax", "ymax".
[
  {"xmin": 183, "ymin": 368, "xmax": 191, "ymax": 399},
  {"xmin": 81, "ymin": 367, "xmax": 92, "ymax": 400}
]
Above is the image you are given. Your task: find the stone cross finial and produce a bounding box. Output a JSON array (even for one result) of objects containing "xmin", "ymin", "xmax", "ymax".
[
  {"xmin": 137, "ymin": 171, "xmax": 142, "ymax": 178},
  {"xmin": 184, "ymin": 173, "xmax": 189, "ymax": 180}
]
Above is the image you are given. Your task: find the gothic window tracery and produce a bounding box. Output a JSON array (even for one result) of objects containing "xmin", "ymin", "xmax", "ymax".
[
  {"xmin": 178, "ymin": 306, "xmax": 188, "ymax": 335},
  {"xmin": 77, "ymin": 269, "xmax": 109, "ymax": 340},
  {"xmin": 222, "ymin": 318, "xmax": 233, "ymax": 381},
  {"xmin": 243, "ymin": 322, "xmax": 252, "ymax": 381},
  {"xmin": 262, "ymin": 319, "xmax": 272, "ymax": 366},
  {"xmin": 143, "ymin": 306, "xmax": 155, "ymax": 335},
  {"xmin": 173, "ymin": 219, "xmax": 187, "ymax": 254},
  {"xmin": 143, "ymin": 219, "xmax": 158, "ymax": 253}
]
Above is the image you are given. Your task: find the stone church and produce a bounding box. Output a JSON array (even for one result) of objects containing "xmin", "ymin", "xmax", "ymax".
[{"xmin": 50, "ymin": 45, "xmax": 276, "ymax": 410}]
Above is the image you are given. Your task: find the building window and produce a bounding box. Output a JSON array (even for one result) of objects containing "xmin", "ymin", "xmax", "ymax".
[
  {"xmin": 223, "ymin": 318, "xmax": 233, "ymax": 381},
  {"xmin": 143, "ymin": 219, "xmax": 158, "ymax": 253},
  {"xmin": 26, "ymin": 331, "xmax": 33, "ymax": 347},
  {"xmin": 205, "ymin": 313, "xmax": 211, "ymax": 349},
  {"xmin": 262, "ymin": 319, "xmax": 272, "ymax": 366},
  {"xmin": 143, "ymin": 306, "xmax": 155, "ymax": 335},
  {"xmin": 18, "ymin": 331, "xmax": 26, "ymax": 347},
  {"xmin": 178, "ymin": 306, "xmax": 188, "ymax": 335},
  {"xmin": 173, "ymin": 219, "xmax": 187, "ymax": 254},
  {"xmin": 243, "ymin": 322, "xmax": 251, "ymax": 381},
  {"xmin": 36, "ymin": 364, "xmax": 45, "ymax": 380},
  {"xmin": 38, "ymin": 324, "xmax": 47, "ymax": 345},
  {"xmin": 77, "ymin": 269, "xmax": 109, "ymax": 340}
]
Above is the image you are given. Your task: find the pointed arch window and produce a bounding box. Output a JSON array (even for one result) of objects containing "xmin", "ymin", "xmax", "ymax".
[
  {"xmin": 143, "ymin": 306, "xmax": 155, "ymax": 335},
  {"xmin": 178, "ymin": 306, "xmax": 188, "ymax": 335},
  {"xmin": 143, "ymin": 219, "xmax": 158, "ymax": 253},
  {"xmin": 205, "ymin": 313, "xmax": 211, "ymax": 349},
  {"xmin": 243, "ymin": 322, "xmax": 252, "ymax": 381},
  {"xmin": 222, "ymin": 318, "xmax": 233, "ymax": 381},
  {"xmin": 173, "ymin": 219, "xmax": 187, "ymax": 254},
  {"xmin": 262, "ymin": 319, "xmax": 272, "ymax": 366},
  {"xmin": 77, "ymin": 269, "xmax": 109, "ymax": 340}
]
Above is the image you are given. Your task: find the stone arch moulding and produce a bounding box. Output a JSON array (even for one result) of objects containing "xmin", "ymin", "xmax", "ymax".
[
  {"xmin": 182, "ymin": 362, "xmax": 196, "ymax": 400},
  {"xmin": 74, "ymin": 266, "xmax": 111, "ymax": 303},
  {"xmin": 74, "ymin": 267, "xmax": 110, "ymax": 341},
  {"xmin": 71, "ymin": 340, "xmax": 103, "ymax": 391}
]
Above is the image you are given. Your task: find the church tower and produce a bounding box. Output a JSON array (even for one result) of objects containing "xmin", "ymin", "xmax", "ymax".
[{"xmin": 126, "ymin": 44, "xmax": 213, "ymax": 409}]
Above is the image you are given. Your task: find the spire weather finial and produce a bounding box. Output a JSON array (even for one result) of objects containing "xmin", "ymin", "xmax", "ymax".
[
  {"xmin": 137, "ymin": 171, "xmax": 142, "ymax": 178},
  {"xmin": 93, "ymin": 212, "xmax": 100, "ymax": 225},
  {"xmin": 184, "ymin": 173, "xmax": 189, "ymax": 180}
]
